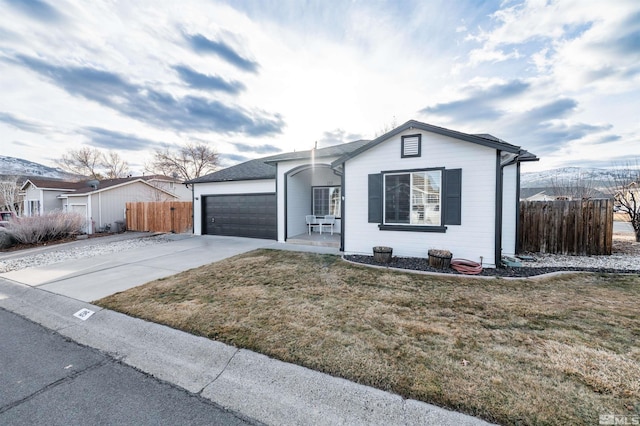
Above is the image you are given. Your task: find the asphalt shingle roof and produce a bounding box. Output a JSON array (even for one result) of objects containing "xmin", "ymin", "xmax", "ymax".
[
  {"xmin": 262, "ymin": 139, "xmax": 371, "ymax": 163},
  {"xmin": 186, "ymin": 159, "xmax": 277, "ymax": 183},
  {"xmin": 187, "ymin": 139, "xmax": 371, "ymax": 184},
  {"xmin": 23, "ymin": 176, "xmax": 176, "ymax": 193},
  {"xmin": 187, "ymin": 120, "xmax": 538, "ymax": 184}
]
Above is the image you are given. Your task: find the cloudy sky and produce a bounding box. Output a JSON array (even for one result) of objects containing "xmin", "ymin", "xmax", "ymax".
[{"xmin": 1, "ymin": 0, "xmax": 638, "ymax": 173}]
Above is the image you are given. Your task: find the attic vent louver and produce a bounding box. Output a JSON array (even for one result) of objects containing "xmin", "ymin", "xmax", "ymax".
[
  {"xmin": 87, "ymin": 180, "xmax": 99, "ymax": 190},
  {"xmin": 401, "ymin": 134, "xmax": 421, "ymax": 158}
]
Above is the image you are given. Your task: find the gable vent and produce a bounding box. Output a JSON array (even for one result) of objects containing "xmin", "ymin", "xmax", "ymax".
[{"xmin": 401, "ymin": 134, "xmax": 421, "ymax": 158}]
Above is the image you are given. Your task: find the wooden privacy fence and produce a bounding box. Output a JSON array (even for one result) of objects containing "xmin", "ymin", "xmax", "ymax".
[
  {"xmin": 126, "ymin": 201, "xmax": 193, "ymax": 233},
  {"xmin": 519, "ymin": 199, "xmax": 613, "ymax": 255}
]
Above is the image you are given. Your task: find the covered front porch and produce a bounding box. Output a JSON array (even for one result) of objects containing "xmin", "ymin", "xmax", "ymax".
[
  {"xmin": 284, "ymin": 163, "xmax": 342, "ymax": 248},
  {"xmin": 286, "ymin": 231, "xmax": 341, "ymax": 248}
]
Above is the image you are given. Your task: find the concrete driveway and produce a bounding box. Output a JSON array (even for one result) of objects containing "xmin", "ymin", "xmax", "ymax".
[{"xmin": 0, "ymin": 234, "xmax": 279, "ymax": 302}]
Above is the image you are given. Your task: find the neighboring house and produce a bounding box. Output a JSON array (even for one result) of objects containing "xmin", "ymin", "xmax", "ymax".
[
  {"xmin": 520, "ymin": 187, "xmax": 611, "ymax": 201},
  {"xmin": 187, "ymin": 120, "xmax": 538, "ymax": 267},
  {"xmin": 21, "ymin": 176, "xmax": 182, "ymax": 234},
  {"xmin": 143, "ymin": 175, "xmax": 192, "ymax": 200},
  {"xmin": 520, "ymin": 188, "xmax": 555, "ymax": 201}
]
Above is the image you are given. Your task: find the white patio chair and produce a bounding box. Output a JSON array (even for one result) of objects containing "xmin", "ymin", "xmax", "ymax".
[
  {"xmin": 320, "ymin": 215, "xmax": 335, "ymax": 235},
  {"xmin": 305, "ymin": 215, "xmax": 320, "ymax": 235}
]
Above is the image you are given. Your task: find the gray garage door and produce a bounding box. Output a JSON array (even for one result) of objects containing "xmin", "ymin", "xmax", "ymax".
[{"xmin": 202, "ymin": 194, "xmax": 277, "ymax": 240}]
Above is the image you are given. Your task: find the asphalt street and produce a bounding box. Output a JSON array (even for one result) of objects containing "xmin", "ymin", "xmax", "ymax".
[
  {"xmin": 0, "ymin": 234, "xmax": 492, "ymax": 425},
  {"xmin": 0, "ymin": 308, "xmax": 256, "ymax": 426}
]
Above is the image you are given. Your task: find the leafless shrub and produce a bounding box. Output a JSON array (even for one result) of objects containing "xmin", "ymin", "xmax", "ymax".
[{"xmin": 6, "ymin": 211, "xmax": 86, "ymax": 244}]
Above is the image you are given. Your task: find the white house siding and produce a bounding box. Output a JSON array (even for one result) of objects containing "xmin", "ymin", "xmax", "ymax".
[
  {"xmin": 287, "ymin": 169, "xmax": 312, "ymax": 237},
  {"xmin": 43, "ymin": 190, "xmax": 64, "ymax": 213},
  {"xmin": 343, "ymin": 130, "xmax": 500, "ymax": 267},
  {"xmin": 148, "ymin": 179, "xmax": 191, "ymax": 200},
  {"xmin": 192, "ymin": 179, "xmax": 275, "ymax": 236},
  {"xmin": 501, "ymin": 164, "xmax": 518, "ymax": 256}
]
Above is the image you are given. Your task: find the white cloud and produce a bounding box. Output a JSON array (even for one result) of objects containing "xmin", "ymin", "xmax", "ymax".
[{"xmin": 0, "ymin": 0, "xmax": 638, "ymax": 174}]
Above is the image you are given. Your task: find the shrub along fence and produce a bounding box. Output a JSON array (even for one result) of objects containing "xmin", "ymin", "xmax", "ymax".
[
  {"xmin": 126, "ymin": 201, "xmax": 192, "ymax": 233},
  {"xmin": 519, "ymin": 199, "xmax": 613, "ymax": 255}
]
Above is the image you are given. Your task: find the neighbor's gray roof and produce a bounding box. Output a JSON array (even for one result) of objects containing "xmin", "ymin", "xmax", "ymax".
[
  {"xmin": 187, "ymin": 139, "xmax": 371, "ymax": 184},
  {"xmin": 22, "ymin": 176, "xmax": 179, "ymax": 193},
  {"xmin": 186, "ymin": 158, "xmax": 277, "ymax": 183}
]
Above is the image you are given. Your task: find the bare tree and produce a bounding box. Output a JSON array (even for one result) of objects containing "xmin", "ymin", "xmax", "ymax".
[
  {"xmin": 608, "ymin": 161, "xmax": 640, "ymax": 242},
  {"xmin": 102, "ymin": 151, "xmax": 130, "ymax": 179},
  {"xmin": 146, "ymin": 143, "xmax": 219, "ymax": 181},
  {"xmin": 56, "ymin": 147, "xmax": 104, "ymax": 179},
  {"xmin": 0, "ymin": 176, "xmax": 22, "ymax": 215},
  {"xmin": 374, "ymin": 116, "xmax": 399, "ymax": 138},
  {"xmin": 548, "ymin": 171, "xmax": 600, "ymax": 200},
  {"xmin": 56, "ymin": 148, "xmax": 130, "ymax": 179}
]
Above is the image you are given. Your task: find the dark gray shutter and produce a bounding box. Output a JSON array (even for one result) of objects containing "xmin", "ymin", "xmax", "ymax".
[
  {"xmin": 444, "ymin": 169, "xmax": 462, "ymax": 225},
  {"xmin": 368, "ymin": 173, "xmax": 382, "ymax": 223}
]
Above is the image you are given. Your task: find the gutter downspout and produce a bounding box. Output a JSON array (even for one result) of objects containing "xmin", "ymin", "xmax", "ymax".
[
  {"xmin": 495, "ymin": 152, "xmax": 520, "ymax": 267},
  {"xmin": 495, "ymin": 151, "xmax": 503, "ymax": 268},
  {"xmin": 186, "ymin": 183, "xmax": 194, "ymax": 234},
  {"xmin": 515, "ymin": 161, "xmax": 521, "ymax": 254},
  {"xmin": 332, "ymin": 165, "xmax": 345, "ymax": 252}
]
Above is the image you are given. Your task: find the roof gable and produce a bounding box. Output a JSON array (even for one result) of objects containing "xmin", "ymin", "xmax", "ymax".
[
  {"xmin": 64, "ymin": 178, "xmax": 178, "ymax": 197},
  {"xmin": 21, "ymin": 178, "xmax": 85, "ymax": 191},
  {"xmin": 331, "ymin": 120, "xmax": 535, "ymax": 167},
  {"xmin": 22, "ymin": 176, "xmax": 180, "ymax": 197},
  {"xmin": 263, "ymin": 139, "xmax": 370, "ymax": 163}
]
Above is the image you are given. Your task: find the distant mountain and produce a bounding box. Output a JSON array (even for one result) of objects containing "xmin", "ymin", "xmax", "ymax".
[
  {"xmin": 521, "ymin": 167, "xmax": 627, "ymax": 189},
  {"xmin": 0, "ymin": 155, "xmax": 76, "ymax": 180}
]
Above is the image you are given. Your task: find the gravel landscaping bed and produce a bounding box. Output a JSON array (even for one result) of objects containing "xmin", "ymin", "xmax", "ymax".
[
  {"xmin": 345, "ymin": 233, "xmax": 640, "ymax": 278},
  {"xmin": 0, "ymin": 234, "xmax": 172, "ymax": 273}
]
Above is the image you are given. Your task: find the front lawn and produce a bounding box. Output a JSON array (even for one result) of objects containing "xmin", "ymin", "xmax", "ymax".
[{"xmin": 96, "ymin": 249, "xmax": 640, "ymax": 425}]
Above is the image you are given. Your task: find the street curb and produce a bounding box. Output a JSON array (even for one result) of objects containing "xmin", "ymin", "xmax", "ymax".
[{"xmin": 0, "ymin": 278, "xmax": 493, "ymax": 426}]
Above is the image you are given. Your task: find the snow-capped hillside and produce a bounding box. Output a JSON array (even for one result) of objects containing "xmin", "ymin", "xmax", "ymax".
[
  {"xmin": 0, "ymin": 155, "xmax": 74, "ymax": 180},
  {"xmin": 521, "ymin": 167, "xmax": 627, "ymax": 188}
]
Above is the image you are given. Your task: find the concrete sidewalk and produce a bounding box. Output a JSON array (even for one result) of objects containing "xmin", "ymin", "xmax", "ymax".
[{"xmin": 0, "ymin": 235, "xmax": 492, "ymax": 425}]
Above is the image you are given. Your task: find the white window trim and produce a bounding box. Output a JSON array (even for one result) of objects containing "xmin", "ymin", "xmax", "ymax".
[
  {"xmin": 312, "ymin": 186, "xmax": 341, "ymax": 218},
  {"xmin": 383, "ymin": 169, "xmax": 442, "ymax": 227}
]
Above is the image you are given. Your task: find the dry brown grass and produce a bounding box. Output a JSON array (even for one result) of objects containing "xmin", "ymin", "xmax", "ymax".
[{"xmin": 96, "ymin": 250, "xmax": 640, "ymax": 425}]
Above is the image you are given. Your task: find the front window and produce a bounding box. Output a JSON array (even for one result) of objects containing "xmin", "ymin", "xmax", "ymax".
[
  {"xmin": 313, "ymin": 186, "xmax": 341, "ymax": 217},
  {"xmin": 29, "ymin": 200, "xmax": 41, "ymax": 216},
  {"xmin": 384, "ymin": 170, "xmax": 441, "ymax": 226}
]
